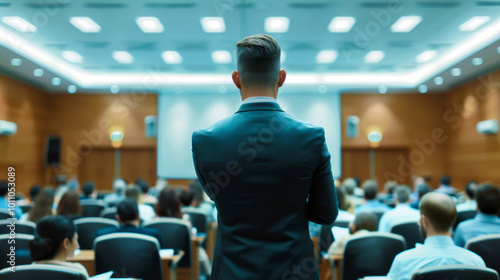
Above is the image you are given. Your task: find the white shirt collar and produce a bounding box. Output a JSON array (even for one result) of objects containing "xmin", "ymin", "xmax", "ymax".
[{"xmin": 242, "ymin": 96, "xmax": 277, "ymax": 104}]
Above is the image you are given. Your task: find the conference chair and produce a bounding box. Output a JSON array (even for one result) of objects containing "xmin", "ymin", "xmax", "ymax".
[
  {"xmin": 0, "ymin": 264, "xmax": 87, "ymax": 280},
  {"xmin": 0, "ymin": 234, "xmax": 34, "ymax": 270},
  {"xmin": 74, "ymin": 217, "xmax": 119, "ymax": 249},
  {"xmin": 317, "ymin": 219, "xmax": 351, "ymax": 260},
  {"xmin": 341, "ymin": 232, "xmax": 406, "ymax": 280},
  {"xmin": 19, "ymin": 204, "xmax": 33, "ymax": 214},
  {"xmin": 411, "ymin": 265, "xmax": 499, "ymax": 280},
  {"xmin": 389, "ymin": 219, "xmax": 424, "ymax": 249},
  {"xmin": 466, "ymin": 234, "xmax": 500, "ymax": 275},
  {"xmin": 0, "ymin": 209, "xmax": 12, "ymax": 219},
  {"xmin": 453, "ymin": 209, "xmax": 476, "ymax": 231},
  {"xmin": 94, "ymin": 232, "xmax": 162, "ymax": 280},
  {"xmin": 0, "ymin": 220, "xmax": 35, "ymax": 235},
  {"xmin": 183, "ymin": 210, "xmax": 207, "ymax": 235},
  {"xmin": 99, "ymin": 207, "xmax": 118, "ymax": 220},
  {"xmin": 81, "ymin": 200, "xmax": 108, "ymax": 217},
  {"xmin": 144, "ymin": 218, "xmax": 192, "ymax": 268}
]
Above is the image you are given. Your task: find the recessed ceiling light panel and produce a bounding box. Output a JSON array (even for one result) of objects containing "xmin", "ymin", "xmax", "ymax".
[
  {"xmin": 391, "ymin": 16, "xmax": 422, "ymax": 33},
  {"xmin": 70, "ymin": 17, "xmax": 101, "ymax": 33},
  {"xmin": 265, "ymin": 17, "xmax": 290, "ymax": 33}
]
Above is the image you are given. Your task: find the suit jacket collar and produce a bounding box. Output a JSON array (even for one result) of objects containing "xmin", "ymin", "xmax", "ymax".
[{"xmin": 235, "ymin": 102, "xmax": 285, "ymax": 114}]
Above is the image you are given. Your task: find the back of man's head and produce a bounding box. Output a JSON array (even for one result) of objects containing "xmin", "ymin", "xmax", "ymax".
[
  {"xmin": 125, "ymin": 185, "xmax": 141, "ymax": 203},
  {"xmin": 112, "ymin": 179, "xmax": 126, "ymax": 195},
  {"xmin": 385, "ymin": 181, "xmax": 398, "ymax": 194},
  {"xmin": 0, "ymin": 181, "xmax": 8, "ymax": 197},
  {"xmin": 416, "ymin": 183, "xmax": 431, "ymax": 199},
  {"xmin": 465, "ymin": 181, "xmax": 477, "ymax": 200},
  {"xmin": 394, "ymin": 185, "xmax": 411, "ymax": 204},
  {"xmin": 342, "ymin": 178, "xmax": 357, "ymax": 195},
  {"xmin": 117, "ymin": 198, "xmax": 139, "ymax": 223},
  {"xmin": 353, "ymin": 212, "xmax": 378, "ymax": 232},
  {"xmin": 135, "ymin": 178, "xmax": 149, "ymax": 194},
  {"xmin": 30, "ymin": 185, "xmax": 42, "ymax": 200},
  {"xmin": 475, "ymin": 184, "xmax": 500, "ymax": 214},
  {"xmin": 236, "ymin": 34, "xmax": 281, "ymax": 88},
  {"xmin": 362, "ymin": 180, "xmax": 378, "ymax": 200},
  {"xmin": 82, "ymin": 181, "xmax": 95, "ymax": 197},
  {"xmin": 440, "ymin": 175, "xmax": 451, "ymax": 186},
  {"xmin": 419, "ymin": 192, "xmax": 456, "ymax": 233}
]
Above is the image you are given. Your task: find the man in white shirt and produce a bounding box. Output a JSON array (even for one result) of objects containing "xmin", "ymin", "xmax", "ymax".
[
  {"xmin": 456, "ymin": 181, "xmax": 478, "ymax": 212},
  {"xmin": 379, "ymin": 185, "xmax": 420, "ymax": 233},
  {"xmin": 387, "ymin": 192, "xmax": 485, "ymax": 280}
]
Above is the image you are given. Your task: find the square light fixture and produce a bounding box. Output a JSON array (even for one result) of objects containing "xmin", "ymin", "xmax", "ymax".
[
  {"xmin": 136, "ymin": 17, "xmax": 164, "ymax": 33},
  {"xmin": 113, "ymin": 51, "xmax": 134, "ymax": 64},
  {"xmin": 70, "ymin": 17, "xmax": 101, "ymax": 33},
  {"xmin": 391, "ymin": 16, "xmax": 422, "ymax": 32},
  {"xmin": 316, "ymin": 50, "xmax": 338, "ymax": 64},
  {"xmin": 211, "ymin": 51, "xmax": 231, "ymax": 64},
  {"xmin": 328, "ymin": 17, "xmax": 356, "ymax": 33},
  {"xmin": 459, "ymin": 16, "xmax": 490, "ymax": 31},
  {"xmin": 265, "ymin": 17, "xmax": 290, "ymax": 33},
  {"xmin": 416, "ymin": 50, "xmax": 437, "ymax": 63},
  {"xmin": 62, "ymin": 51, "xmax": 84, "ymax": 63},
  {"xmin": 364, "ymin": 51, "xmax": 385, "ymax": 63},
  {"xmin": 200, "ymin": 17, "xmax": 226, "ymax": 33},
  {"xmin": 1, "ymin": 17, "xmax": 37, "ymax": 32},
  {"xmin": 162, "ymin": 51, "xmax": 182, "ymax": 64}
]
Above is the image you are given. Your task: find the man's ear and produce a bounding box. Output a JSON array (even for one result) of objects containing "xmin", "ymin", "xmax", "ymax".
[
  {"xmin": 277, "ymin": 69, "xmax": 286, "ymax": 88},
  {"xmin": 62, "ymin": 237, "xmax": 70, "ymax": 250},
  {"xmin": 232, "ymin": 70, "xmax": 241, "ymax": 89}
]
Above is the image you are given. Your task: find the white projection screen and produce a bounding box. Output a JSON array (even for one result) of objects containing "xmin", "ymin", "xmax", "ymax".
[{"xmin": 157, "ymin": 91, "xmax": 341, "ymax": 179}]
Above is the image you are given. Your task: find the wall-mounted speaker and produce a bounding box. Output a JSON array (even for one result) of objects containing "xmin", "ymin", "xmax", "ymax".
[
  {"xmin": 346, "ymin": 116, "xmax": 360, "ymax": 138},
  {"xmin": 145, "ymin": 115, "xmax": 157, "ymax": 138},
  {"xmin": 45, "ymin": 136, "xmax": 61, "ymax": 165}
]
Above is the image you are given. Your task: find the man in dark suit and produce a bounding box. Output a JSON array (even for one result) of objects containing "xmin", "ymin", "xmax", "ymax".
[
  {"xmin": 96, "ymin": 198, "xmax": 161, "ymax": 246},
  {"xmin": 192, "ymin": 34, "xmax": 338, "ymax": 280}
]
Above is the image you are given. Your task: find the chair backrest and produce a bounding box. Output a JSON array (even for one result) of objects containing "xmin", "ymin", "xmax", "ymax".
[
  {"xmin": 99, "ymin": 207, "xmax": 118, "ymax": 220},
  {"xmin": 411, "ymin": 265, "xmax": 499, "ymax": 280},
  {"xmin": 453, "ymin": 210, "xmax": 476, "ymax": 230},
  {"xmin": 184, "ymin": 210, "xmax": 207, "ymax": 234},
  {"xmin": 342, "ymin": 232, "xmax": 406, "ymax": 280},
  {"xmin": 389, "ymin": 219, "xmax": 423, "ymax": 249},
  {"xmin": 0, "ymin": 234, "xmax": 34, "ymax": 269},
  {"xmin": 94, "ymin": 232, "xmax": 162, "ymax": 280},
  {"xmin": 0, "ymin": 264, "xmax": 87, "ymax": 280},
  {"xmin": 19, "ymin": 204, "xmax": 33, "ymax": 214},
  {"xmin": 317, "ymin": 220, "xmax": 350, "ymax": 259},
  {"xmin": 74, "ymin": 217, "xmax": 119, "ymax": 249},
  {"xmin": 466, "ymin": 234, "xmax": 500, "ymax": 275},
  {"xmin": 0, "ymin": 220, "xmax": 36, "ymax": 235},
  {"xmin": 143, "ymin": 217, "xmax": 192, "ymax": 267},
  {"xmin": 81, "ymin": 200, "xmax": 108, "ymax": 217},
  {"xmin": 0, "ymin": 209, "xmax": 12, "ymax": 219}
]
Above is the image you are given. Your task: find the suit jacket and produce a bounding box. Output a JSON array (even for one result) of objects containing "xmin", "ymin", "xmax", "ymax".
[
  {"xmin": 96, "ymin": 224, "xmax": 162, "ymax": 247},
  {"xmin": 192, "ymin": 101, "xmax": 338, "ymax": 280}
]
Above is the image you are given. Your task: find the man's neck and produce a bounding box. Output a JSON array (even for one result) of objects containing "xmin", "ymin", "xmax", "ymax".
[{"xmin": 241, "ymin": 88, "xmax": 277, "ymax": 101}]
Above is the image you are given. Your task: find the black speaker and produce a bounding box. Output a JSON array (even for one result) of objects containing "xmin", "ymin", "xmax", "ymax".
[{"xmin": 45, "ymin": 136, "xmax": 61, "ymax": 165}]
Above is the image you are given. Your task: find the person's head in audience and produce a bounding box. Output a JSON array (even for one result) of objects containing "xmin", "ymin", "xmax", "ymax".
[
  {"xmin": 384, "ymin": 181, "xmax": 398, "ymax": 195},
  {"xmin": 362, "ymin": 180, "xmax": 378, "ymax": 201},
  {"xmin": 112, "ymin": 178, "xmax": 127, "ymax": 195},
  {"xmin": 416, "ymin": 183, "xmax": 431, "ymax": 199},
  {"xmin": 475, "ymin": 184, "xmax": 500, "ymax": 215},
  {"xmin": 189, "ymin": 180, "xmax": 205, "ymax": 207},
  {"xmin": 136, "ymin": 178, "xmax": 149, "ymax": 195},
  {"xmin": 28, "ymin": 187, "xmax": 55, "ymax": 223},
  {"xmin": 29, "ymin": 184, "xmax": 42, "ymax": 202},
  {"xmin": 233, "ymin": 34, "xmax": 285, "ymax": 95},
  {"xmin": 394, "ymin": 185, "xmax": 412, "ymax": 205},
  {"xmin": 418, "ymin": 192, "xmax": 457, "ymax": 239},
  {"xmin": 440, "ymin": 175, "xmax": 451, "ymax": 186},
  {"xmin": 342, "ymin": 178, "xmax": 357, "ymax": 196},
  {"xmin": 56, "ymin": 190, "xmax": 82, "ymax": 218},
  {"xmin": 180, "ymin": 188, "xmax": 195, "ymax": 207},
  {"xmin": 125, "ymin": 185, "xmax": 142, "ymax": 204},
  {"xmin": 465, "ymin": 181, "xmax": 478, "ymax": 201},
  {"xmin": 81, "ymin": 181, "xmax": 95, "ymax": 199},
  {"xmin": 156, "ymin": 187, "xmax": 183, "ymax": 219},
  {"xmin": 116, "ymin": 198, "xmax": 141, "ymax": 226},
  {"xmin": 0, "ymin": 180, "xmax": 9, "ymax": 198},
  {"xmin": 349, "ymin": 212, "xmax": 378, "ymax": 234},
  {"xmin": 336, "ymin": 187, "xmax": 349, "ymax": 211},
  {"xmin": 29, "ymin": 215, "xmax": 80, "ymax": 261}
]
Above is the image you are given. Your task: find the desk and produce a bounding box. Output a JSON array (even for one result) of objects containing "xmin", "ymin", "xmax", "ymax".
[
  {"xmin": 67, "ymin": 250, "xmax": 184, "ymax": 280},
  {"xmin": 190, "ymin": 235, "xmax": 205, "ymax": 280}
]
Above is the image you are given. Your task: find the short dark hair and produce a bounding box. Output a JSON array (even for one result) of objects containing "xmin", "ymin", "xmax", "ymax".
[
  {"xmin": 475, "ymin": 184, "xmax": 500, "ymax": 214},
  {"xmin": 465, "ymin": 181, "xmax": 477, "ymax": 199},
  {"xmin": 417, "ymin": 183, "xmax": 431, "ymax": 198},
  {"xmin": 394, "ymin": 185, "xmax": 411, "ymax": 203},
  {"xmin": 363, "ymin": 180, "xmax": 378, "ymax": 200},
  {"xmin": 117, "ymin": 198, "xmax": 139, "ymax": 223},
  {"xmin": 236, "ymin": 34, "xmax": 281, "ymax": 88},
  {"xmin": 180, "ymin": 189, "xmax": 195, "ymax": 206},
  {"xmin": 419, "ymin": 192, "xmax": 456, "ymax": 232},
  {"xmin": 440, "ymin": 175, "xmax": 451, "ymax": 185},
  {"xmin": 353, "ymin": 212, "xmax": 378, "ymax": 232},
  {"xmin": 0, "ymin": 181, "xmax": 9, "ymax": 196},
  {"xmin": 125, "ymin": 185, "xmax": 141, "ymax": 202},
  {"xmin": 30, "ymin": 185, "xmax": 42, "ymax": 200},
  {"xmin": 135, "ymin": 178, "xmax": 149, "ymax": 194},
  {"xmin": 82, "ymin": 181, "xmax": 95, "ymax": 197},
  {"xmin": 29, "ymin": 215, "xmax": 76, "ymax": 261}
]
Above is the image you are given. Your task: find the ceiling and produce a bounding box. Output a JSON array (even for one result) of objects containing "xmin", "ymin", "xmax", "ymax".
[{"xmin": 0, "ymin": 0, "xmax": 500, "ymax": 94}]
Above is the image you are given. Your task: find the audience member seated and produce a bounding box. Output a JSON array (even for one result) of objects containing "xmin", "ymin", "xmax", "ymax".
[
  {"xmin": 22, "ymin": 187, "xmax": 55, "ymax": 223},
  {"xmin": 135, "ymin": 178, "xmax": 157, "ymax": 205},
  {"xmin": 17, "ymin": 184, "xmax": 41, "ymax": 206},
  {"xmin": 125, "ymin": 185, "xmax": 156, "ymax": 223},
  {"xmin": 335, "ymin": 187, "xmax": 355, "ymax": 222},
  {"xmin": 327, "ymin": 212, "xmax": 377, "ymax": 255},
  {"xmin": 378, "ymin": 180, "xmax": 397, "ymax": 201},
  {"xmin": 435, "ymin": 175, "xmax": 457, "ymax": 195},
  {"xmin": 104, "ymin": 178, "xmax": 126, "ymax": 206},
  {"xmin": 96, "ymin": 198, "xmax": 161, "ymax": 243},
  {"xmin": 454, "ymin": 184, "xmax": 500, "ymax": 247},
  {"xmin": 409, "ymin": 176, "xmax": 426, "ymax": 202},
  {"xmin": 0, "ymin": 180, "xmax": 23, "ymax": 219},
  {"xmin": 456, "ymin": 181, "xmax": 478, "ymax": 212},
  {"xmin": 80, "ymin": 181, "xmax": 97, "ymax": 201},
  {"xmin": 29, "ymin": 215, "xmax": 89, "ymax": 278},
  {"xmin": 181, "ymin": 180, "xmax": 216, "ymax": 224},
  {"xmin": 387, "ymin": 192, "xmax": 485, "ymax": 280},
  {"xmin": 343, "ymin": 178, "xmax": 364, "ymax": 212},
  {"xmin": 379, "ymin": 185, "xmax": 420, "ymax": 233},
  {"xmin": 355, "ymin": 180, "xmax": 391, "ymax": 214},
  {"xmin": 147, "ymin": 178, "xmax": 168, "ymax": 198},
  {"xmin": 410, "ymin": 183, "xmax": 431, "ymax": 210},
  {"xmin": 57, "ymin": 190, "xmax": 82, "ymax": 222}
]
